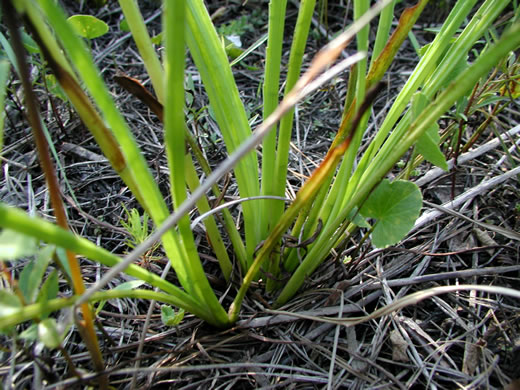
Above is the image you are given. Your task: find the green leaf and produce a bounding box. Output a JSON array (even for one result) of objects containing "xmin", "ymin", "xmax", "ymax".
[
  {"xmin": 161, "ymin": 305, "xmax": 185, "ymax": 326},
  {"xmin": 151, "ymin": 33, "xmax": 163, "ymax": 46},
  {"xmin": 45, "ymin": 74, "xmax": 67, "ymax": 101},
  {"xmin": 119, "ymin": 18, "xmax": 130, "ymax": 32},
  {"xmin": 19, "ymin": 245, "xmax": 55, "ymax": 303},
  {"xmin": 0, "ymin": 289, "xmax": 22, "ymax": 334},
  {"xmin": 0, "ymin": 289, "xmax": 22, "ymax": 317},
  {"xmin": 360, "ymin": 179, "xmax": 423, "ymax": 248},
  {"xmin": 95, "ymin": 279, "xmax": 145, "ymax": 314},
  {"xmin": 38, "ymin": 318, "xmax": 63, "ymax": 349},
  {"xmin": 67, "ymin": 15, "xmax": 109, "ymax": 39},
  {"xmin": 55, "ymin": 247, "xmax": 71, "ymax": 279},
  {"xmin": 412, "ymin": 92, "xmax": 448, "ymax": 170},
  {"xmin": 217, "ymin": 15, "xmax": 254, "ymax": 36},
  {"xmin": 416, "ymin": 122, "xmax": 448, "ymax": 170},
  {"xmin": 0, "ymin": 229, "xmax": 38, "ymax": 261},
  {"xmin": 19, "ymin": 323, "xmax": 39, "ymax": 341},
  {"xmin": 37, "ymin": 270, "xmax": 59, "ymax": 319},
  {"xmin": 21, "ymin": 31, "xmax": 40, "ymax": 54},
  {"xmin": 474, "ymin": 94, "xmax": 507, "ymax": 109},
  {"xmin": 347, "ymin": 207, "xmax": 370, "ymax": 228},
  {"xmin": 120, "ymin": 206, "xmax": 154, "ymax": 249}
]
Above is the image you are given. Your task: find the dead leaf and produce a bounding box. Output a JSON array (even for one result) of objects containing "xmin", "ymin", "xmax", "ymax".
[
  {"xmin": 462, "ymin": 341, "xmax": 481, "ymax": 375},
  {"xmin": 390, "ymin": 329, "xmax": 409, "ymax": 362}
]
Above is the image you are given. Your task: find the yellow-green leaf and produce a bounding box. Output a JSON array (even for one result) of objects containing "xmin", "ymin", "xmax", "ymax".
[
  {"xmin": 38, "ymin": 318, "xmax": 63, "ymax": 349},
  {"xmin": 67, "ymin": 15, "xmax": 108, "ymax": 39},
  {"xmin": 0, "ymin": 228, "xmax": 38, "ymax": 261}
]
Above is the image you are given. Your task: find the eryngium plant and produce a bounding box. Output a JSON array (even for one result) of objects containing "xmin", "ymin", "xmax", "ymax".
[{"xmin": 1, "ymin": 0, "xmax": 518, "ymax": 332}]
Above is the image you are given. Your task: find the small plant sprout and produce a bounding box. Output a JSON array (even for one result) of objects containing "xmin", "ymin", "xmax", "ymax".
[
  {"xmin": 120, "ymin": 205, "xmax": 153, "ymax": 249},
  {"xmin": 161, "ymin": 305, "xmax": 185, "ymax": 327}
]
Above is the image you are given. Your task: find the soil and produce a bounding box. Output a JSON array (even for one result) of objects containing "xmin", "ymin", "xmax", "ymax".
[{"xmin": 1, "ymin": 1, "xmax": 519, "ymax": 389}]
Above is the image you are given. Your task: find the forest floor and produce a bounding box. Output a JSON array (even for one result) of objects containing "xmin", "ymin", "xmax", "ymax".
[{"xmin": 1, "ymin": 0, "xmax": 520, "ymax": 389}]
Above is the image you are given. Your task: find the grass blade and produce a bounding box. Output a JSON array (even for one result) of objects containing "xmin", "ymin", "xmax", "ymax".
[
  {"xmin": 186, "ymin": 0, "xmax": 260, "ymax": 261},
  {"xmin": 164, "ymin": 0, "xmax": 229, "ymax": 323}
]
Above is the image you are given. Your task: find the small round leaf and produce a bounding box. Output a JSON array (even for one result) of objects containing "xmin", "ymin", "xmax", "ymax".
[
  {"xmin": 0, "ymin": 229, "xmax": 38, "ymax": 261},
  {"xmin": 360, "ymin": 179, "xmax": 422, "ymax": 248},
  {"xmin": 67, "ymin": 15, "xmax": 109, "ymax": 39},
  {"xmin": 38, "ymin": 318, "xmax": 63, "ymax": 349},
  {"xmin": 0, "ymin": 290, "xmax": 22, "ymax": 317}
]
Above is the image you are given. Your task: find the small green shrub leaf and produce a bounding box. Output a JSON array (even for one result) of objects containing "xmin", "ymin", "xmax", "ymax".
[
  {"xmin": 151, "ymin": 33, "xmax": 163, "ymax": 45},
  {"xmin": 19, "ymin": 323, "xmax": 39, "ymax": 341},
  {"xmin": 45, "ymin": 74, "xmax": 67, "ymax": 101},
  {"xmin": 67, "ymin": 15, "xmax": 109, "ymax": 39},
  {"xmin": 412, "ymin": 92, "xmax": 448, "ymax": 170},
  {"xmin": 38, "ymin": 318, "xmax": 63, "ymax": 349},
  {"xmin": 416, "ymin": 122, "xmax": 448, "ymax": 170},
  {"xmin": 0, "ymin": 229, "xmax": 38, "ymax": 261},
  {"xmin": 474, "ymin": 94, "xmax": 507, "ymax": 109},
  {"xmin": 360, "ymin": 179, "xmax": 422, "ymax": 248},
  {"xmin": 0, "ymin": 290, "xmax": 22, "ymax": 317},
  {"xmin": 21, "ymin": 31, "xmax": 39, "ymax": 54},
  {"xmin": 120, "ymin": 205, "xmax": 152, "ymax": 249},
  {"xmin": 55, "ymin": 248, "xmax": 71, "ymax": 279},
  {"xmin": 161, "ymin": 305, "xmax": 185, "ymax": 326},
  {"xmin": 119, "ymin": 18, "xmax": 130, "ymax": 32},
  {"xmin": 19, "ymin": 245, "xmax": 55, "ymax": 303},
  {"xmin": 37, "ymin": 270, "xmax": 59, "ymax": 319}
]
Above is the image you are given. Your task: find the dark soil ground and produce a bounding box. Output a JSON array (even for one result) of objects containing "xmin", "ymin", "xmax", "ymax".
[{"xmin": 1, "ymin": 0, "xmax": 520, "ymax": 389}]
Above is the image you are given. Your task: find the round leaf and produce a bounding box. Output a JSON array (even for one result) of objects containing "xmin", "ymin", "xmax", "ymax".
[
  {"xmin": 67, "ymin": 15, "xmax": 109, "ymax": 39},
  {"xmin": 0, "ymin": 290, "xmax": 22, "ymax": 317},
  {"xmin": 38, "ymin": 318, "xmax": 63, "ymax": 349},
  {"xmin": 0, "ymin": 229, "xmax": 38, "ymax": 261},
  {"xmin": 360, "ymin": 179, "xmax": 422, "ymax": 248}
]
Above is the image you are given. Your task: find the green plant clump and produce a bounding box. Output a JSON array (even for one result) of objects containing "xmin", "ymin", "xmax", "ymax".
[{"xmin": 0, "ymin": 0, "xmax": 519, "ymax": 385}]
